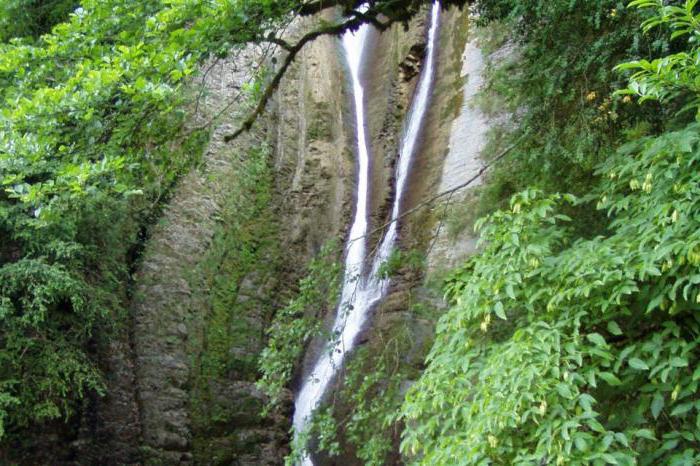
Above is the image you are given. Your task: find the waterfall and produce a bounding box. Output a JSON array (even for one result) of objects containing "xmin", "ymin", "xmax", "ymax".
[{"xmin": 292, "ymin": 3, "xmax": 441, "ymax": 464}]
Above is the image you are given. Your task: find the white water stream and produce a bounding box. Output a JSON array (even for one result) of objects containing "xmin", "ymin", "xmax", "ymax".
[{"xmin": 292, "ymin": 3, "xmax": 441, "ymax": 464}]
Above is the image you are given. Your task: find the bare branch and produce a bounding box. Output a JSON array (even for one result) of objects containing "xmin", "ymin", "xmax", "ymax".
[
  {"xmin": 223, "ymin": 14, "xmax": 399, "ymax": 142},
  {"xmin": 222, "ymin": 0, "xmax": 473, "ymax": 143},
  {"xmin": 263, "ymin": 34, "xmax": 294, "ymax": 51},
  {"xmin": 297, "ymin": 0, "xmax": 362, "ymax": 16}
]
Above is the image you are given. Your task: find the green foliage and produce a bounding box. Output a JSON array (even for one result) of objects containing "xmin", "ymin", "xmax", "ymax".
[
  {"xmin": 617, "ymin": 0, "xmax": 700, "ymax": 116},
  {"xmin": 257, "ymin": 242, "xmax": 341, "ymax": 407},
  {"xmin": 376, "ymin": 248, "xmax": 425, "ymax": 279},
  {"xmin": 340, "ymin": 333, "xmax": 411, "ymax": 466},
  {"xmin": 287, "ymin": 323, "xmax": 418, "ymax": 466},
  {"xmin": 402, "ymin": 162, "xmax": 700, "ymax": 463},
  {"xmin": 0, "ymin": 0, "xmax": 79, "ymax": 42},
  {"xmin": 193, "ymin": 144, "xmax": 276, "ymax": 384},
  {"xmin": 0, "ymin": 193, "xmax": 136, "ymax": 439},
  {"xmin": 400, "ymin": 6, "xmax": 700, "ymax": 463},
  {"xmin": 474, "ymin": 0, "xmax": 675, "ymax": 204},
  {"xmin": 286, "ymin": 407, "xmax": 341, "ymax": 466},
  {"xmin": 189, "ymin": 144, "xmax": 279, "ymax": 463}
]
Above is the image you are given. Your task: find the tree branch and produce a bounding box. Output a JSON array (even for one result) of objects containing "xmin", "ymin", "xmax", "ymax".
[
  {"xmin": 223, "ymin": 0, "xmax": 473, "ymax": 143},
  {"xmin": 263, "ymin": 34, "xmax": 293, "ymax": 51},
  {"xmin": 297, "ymin": 0, "xmax": 363, "ymax": 16},
  {"xmin": 223, "ymin": 13, "xmax": 398, "ymax": 142}
]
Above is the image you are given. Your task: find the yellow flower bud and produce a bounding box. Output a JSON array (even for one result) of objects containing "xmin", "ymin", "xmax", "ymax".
[
  {"xmin": 672, "ymin": 384, "xmax": 680, "ymax": 401},
  {"xmin": 488, "ymin": 435, "xmax": 498, "ymax": 448}
]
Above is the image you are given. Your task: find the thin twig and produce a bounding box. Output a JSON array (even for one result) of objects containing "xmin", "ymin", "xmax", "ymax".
[{"xmin": 348, "ymin": 139, "xmax": 521, "ymax": 247}]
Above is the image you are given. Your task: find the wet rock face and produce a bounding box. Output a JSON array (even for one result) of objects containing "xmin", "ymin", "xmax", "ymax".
[
  {"xmin": 314, "ymin": 6, "xmax": 490, "ymax": 465},
  {"xmin": 362, "ymin": 12, "xmax": 428, "ymax": 251},
  {"xmin": 270, "ymin": 11, "xmax": 354, "ymax": 266},
  {"xmin": 399, "ymin": 43, "xmax": 427, "ymax": 81}
]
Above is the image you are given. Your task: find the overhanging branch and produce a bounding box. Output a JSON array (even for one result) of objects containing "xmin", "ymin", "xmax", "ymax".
[
  {"xmin": 223, "ymin": 12, "xmax": 396, "ymax": 142},
  {"xmin": 223, "ymin": 0, "xmax": 472, "ymax": 143}
]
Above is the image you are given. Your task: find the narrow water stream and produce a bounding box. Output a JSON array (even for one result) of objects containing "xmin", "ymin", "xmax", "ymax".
[{"xmin": 292, "ymin": 3, "xmax": 441, "ymax": 463}]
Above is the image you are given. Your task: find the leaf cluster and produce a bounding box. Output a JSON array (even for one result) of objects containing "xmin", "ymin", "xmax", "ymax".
[
  {"xmin": 402, "ymin": 152, "xmax": 700, "ymax": 463},
  {"xmin": 0, "ymin": 0, "xmax": 298, "ymax": 442},
  {"xmin": 257, "ymin": 242, "xmax": 342, "ymax": 407}
]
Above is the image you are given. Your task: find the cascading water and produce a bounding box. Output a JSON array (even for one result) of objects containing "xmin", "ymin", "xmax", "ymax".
[{"xmin": 292, "ymin": 3, "xmax": 441, "ymax": 464}]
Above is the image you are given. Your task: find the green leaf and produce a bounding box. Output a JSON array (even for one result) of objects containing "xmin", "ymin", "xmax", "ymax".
[
  {"xmin": 670, "ymin": 402, "xmax": 694, "ymax": 417},
  {"xmin": 661, "ymin": 439, "xmax": 679, "ymax": 451},
  {"xmin": 587, "ymin": 333, "xmax": 607, "ymax": 347},
  {"xmin": 670, "ymin": 357, "xmax": 688, "ymax": 368},
  {"xmin": 556, "ymin": 383, "xmax": 572, "ymax": 399},
  {"xmin": 628, "ymin": 358, "xmax": 649, "ymax": 371},
  {"xmin": 579, "ymin": 393, "xmax": 596, "ymax": 412},
  {"xmin": 607, "ymin": 321, "xmax": 623, "ymax": 336},
  {"xmin": 494, "ymin": 301, "xmax": 507, "ymax": 320},
  {"xmin": 614, "ymin": 432, "xmax": 629, "ymax": 448},
  {"xmin": 633, "ymin": 429, "xmax": 656, "ymax": 440},
  {"xmin": 599, "ymin": 372, "xmax": 622, "ymax": 386},
  {"xmin": 586, "ymin": 418, "xmax": 606, "ymax": 433},
  {"xmin": 651, "ymin": 393, "xmax": 664, "ymax": 419}
]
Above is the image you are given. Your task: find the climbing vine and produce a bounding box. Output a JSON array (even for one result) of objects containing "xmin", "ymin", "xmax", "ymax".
[{"xmin": 257, "ymin": 242, "xmax": 342, "ymax": 408}]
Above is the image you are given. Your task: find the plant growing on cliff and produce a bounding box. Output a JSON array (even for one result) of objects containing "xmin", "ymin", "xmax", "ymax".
[
  {"xmin": 0, "ymin": 0, "xmax": 78, "ymax": 41},
  {"xmin": 616, "ymin": 0, "xmax": 700, "ymax": 116},
  {"xmin": 403, "ymin": 177, "xmax": 700, "ymax": 464},
  {"xmin": 473, "ymin": 0, "xmax": 676, "ymax": 206},
  {"xmin": 400, "ymin": 4, "xmax": 700, "ymax": 463},
  {"xmin": 257, "ymin": 241, "xmax": 342, "ymax": 407},
  {"xmin": 376, "ymin": 248, "xmax": 425, "ymax": 279},
  {"xmin": 341, "ymin": 332, "xmax": 413, "ymax": 466}
]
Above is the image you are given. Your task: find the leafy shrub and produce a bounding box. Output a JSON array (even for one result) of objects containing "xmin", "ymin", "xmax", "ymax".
[
  {"xmin": 0, "ymin": 0, "xmax": 79, "ymax": 41},
  {"xmin": 0, "ymin": 0, "xmax": 297, "ymax": 441},
  {"xmin": 401, "ymin": 2, "xmax": 700, "ymax": 464}
]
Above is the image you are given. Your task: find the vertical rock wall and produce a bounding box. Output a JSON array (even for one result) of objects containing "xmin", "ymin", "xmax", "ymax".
[
  {"xmin": 317, "ymin": 5, "xmax": 509, "ymax": 464},
  {"xmin": 130, "ymin": 47, "xmax": 269, "ymax": 465},
  {"xmin": 363, "ymin": 14, "xmax": 427, "ymax": 249},
  {"xmin": 1, "ymin": 4, "xmax": 507, "ymax": 465},
  {"xmin": 270, "ymin": 11, "xmax": 354, "ymax": 271},
  {"xmin": 122, "ymin": 11, "xmax": 356, "ymax": 466}
]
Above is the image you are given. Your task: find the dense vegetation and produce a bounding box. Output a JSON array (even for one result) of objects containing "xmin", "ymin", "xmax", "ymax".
[{"xmin": 401, "ymin": 1, "xmax": 700, "ymax": 464}]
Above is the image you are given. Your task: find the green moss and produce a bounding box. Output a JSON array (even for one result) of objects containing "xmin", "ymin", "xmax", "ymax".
[
  {"xmin": 257, "ymin": 241, "xmax": 342, "ymax": 407},
  {"xmin": 307, "ymin": 102, "xmax": 333, "ymax": 141},
  {"xmin": 442, "ymin": 190, "xmax": 481, "ymax": 239},
  {"xmin": 188, "ymin": 143, "xmax": 280, "ymax": 463}
]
